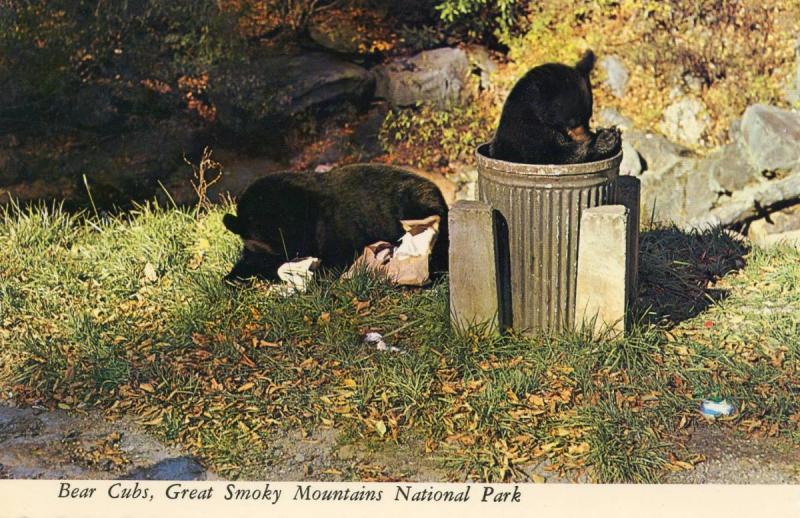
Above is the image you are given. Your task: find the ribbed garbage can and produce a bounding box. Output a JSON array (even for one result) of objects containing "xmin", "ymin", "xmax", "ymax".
[{"xmin": 476, "ymin": 144, "xmax": 622, "ymax": 334}]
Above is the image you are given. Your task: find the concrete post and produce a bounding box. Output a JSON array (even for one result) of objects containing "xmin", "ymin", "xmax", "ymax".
[
  {"xmin": 575, "ymin": 205, "xmax": 630, "ymax": 337},
  {"xmin": 616, "ymin": 176, "xmax": 640, "ymax": 309},
  {"xmin": 448, "ymin": 200, "xmax": 499, "ymax": 333}
]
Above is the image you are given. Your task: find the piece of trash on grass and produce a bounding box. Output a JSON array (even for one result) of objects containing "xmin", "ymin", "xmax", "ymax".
[
  {"xmin": 272, "ymin": 257, "xmax": 321, "ymax": 295},
  {"xmin": 344, "ymin": 215, "xmax": 441, "ymax": 286},
  {"xmin": 342, "ymin": 241, "xmax": 394, "ymax": 278},
  {"xmin": 700, "ymin": 399, "xmax": 735, "ymax": 417},
  {"xmin": 395, "ymin": 216, "xmax": 439, "ymax": 258},
  {"xmin": 363, "ymin": 332, "xmax": 402, "ymax": 352}
]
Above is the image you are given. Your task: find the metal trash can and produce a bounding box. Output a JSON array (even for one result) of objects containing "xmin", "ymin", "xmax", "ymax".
[{"xmin": 476, "ymin": 144, "xmax": 622, "ymax": 334}]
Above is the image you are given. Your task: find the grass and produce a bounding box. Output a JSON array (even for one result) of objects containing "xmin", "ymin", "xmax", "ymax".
[{"xmin": 1, "ymin": 201, "xmax": 800, "ymax": 482}]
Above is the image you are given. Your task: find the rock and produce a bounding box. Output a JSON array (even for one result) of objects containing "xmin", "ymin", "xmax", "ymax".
[
  {"xmin": 683, "ymin": 162, "xmax": 719, "ymax": 220},
  {"xmin": 624, "ymin": 129, "xmax": 695, "ymax": 171},
  {"xmin": 210, "ymin": 52, "xmax": 373, "ymax": 139},
  {"xmin": 624, "ymin": 130, "xmax": 716, "ymax": 225},
  {"xmin": 598, "ymin": 108, "xmax": 634, "ymax": 131},
  {"xmin": 728, "ymin": 117, "xmax": 743, "ymax": 142},
  {"xmin": 689, "ymin": 170, "xmax": 800, "ymax": 229},
  {"xmin": 659, "ymin": 96, "xmax": 710, "ymax": 146},
  {"xmin": 740, "ymin": 104, "xmax": 800, "ymax": 172},
  {"xmin": 464, "ymin": 45, "xmax": 498, "ymax": 89},
  {"xmin": 703, "ymin": 143, "xmax": 759, "ymax": 193},
  {"xmin": 373, "ymin": 47, "xmax": 469, "ymax": 107},
  {"xmin": 748, "ymin": 204, "xmax": 800, "ymax": 248},
  {"xmin": 599, "ymin": 55, "xmax": 628, "ymax": 98}
]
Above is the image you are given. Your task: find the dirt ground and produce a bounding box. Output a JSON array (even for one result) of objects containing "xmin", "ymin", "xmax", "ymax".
[
  {"xmin": 0, "ymin": 403, "xmax": 213, "ymax": 480},
  {"xmin": 665, "ymin": 426, "xmax": 800, "ymax": 484},
  {"xmin": 3, "ymin": 398, "xmax": 799, "ymax": 483}
]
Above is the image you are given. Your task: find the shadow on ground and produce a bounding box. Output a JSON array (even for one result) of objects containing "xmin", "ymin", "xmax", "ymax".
[{"xmin": 637, "ymin": 226, "xmax": 749, "ymax": 326}]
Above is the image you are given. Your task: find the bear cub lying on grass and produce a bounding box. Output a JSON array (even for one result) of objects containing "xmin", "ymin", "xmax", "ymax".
[
  {"xmin": 223, "ymin": 164, "xmax": 449, "ymax": 282},
  {"xmin": 489, "ymin": 50, "xmax": 622, "ymax": 165}
]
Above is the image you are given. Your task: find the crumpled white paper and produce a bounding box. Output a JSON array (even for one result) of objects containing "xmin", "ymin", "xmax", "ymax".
[
  {"xmin": 394, "ymin": 226, "xmax": 437, "ymax": 259},
  {"xmin": 272, "ymin": 257, "xmax": 321, "ymax": 295},
  {"xmin": 363, "ymin": 332, "xmax": 402, "ymax": 352}
]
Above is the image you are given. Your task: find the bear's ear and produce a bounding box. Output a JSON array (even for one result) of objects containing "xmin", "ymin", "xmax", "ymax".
[
  {"xmin": 575, "ymin": 50, "xmax": 595, "ymax": 77},
  {"xmin": 223, "ymin": 214, "xmax": 244, "ymax": 235}
]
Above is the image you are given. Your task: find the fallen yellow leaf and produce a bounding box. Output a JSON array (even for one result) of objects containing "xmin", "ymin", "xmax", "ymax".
[{"xmin": 237, "ymin": 382, "xmax": 255, "ymax": 393}]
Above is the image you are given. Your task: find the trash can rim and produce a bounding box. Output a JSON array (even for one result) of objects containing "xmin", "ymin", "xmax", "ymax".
[{"xmin": 475, "ymin": 143, "xmax": 623, "ymax": 176}]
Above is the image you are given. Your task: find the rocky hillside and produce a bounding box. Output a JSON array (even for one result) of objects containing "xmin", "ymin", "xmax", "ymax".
[{"xmin": 1, "ymin": 0, "xmax": 799, "ymax": 238}]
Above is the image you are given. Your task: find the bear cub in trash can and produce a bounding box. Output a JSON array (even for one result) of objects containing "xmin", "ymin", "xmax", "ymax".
[
  {"xmin": 223, "ymin": 164, "xmax": 449, "ymax": 282},
  {"xmin": 489, "ymin": 50, "xmax": 622, "ymax": 165}
]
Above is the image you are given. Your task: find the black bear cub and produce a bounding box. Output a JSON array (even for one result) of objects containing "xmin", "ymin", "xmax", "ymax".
[
  {"xmin": 489, "ymin": 50, "xmax": 621, "ymax": 165},
  {"xmin": 223, "ymin": 164, "xmax": 449, "ymax": 282}
]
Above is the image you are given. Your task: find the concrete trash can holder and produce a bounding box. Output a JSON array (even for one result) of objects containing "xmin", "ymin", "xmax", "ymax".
[{"xmin": 475, "ymin": 143, "xmax": 623, "ymax": 334}]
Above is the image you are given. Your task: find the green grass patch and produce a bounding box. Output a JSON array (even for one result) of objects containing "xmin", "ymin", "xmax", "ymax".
[{"xmin": 2, "ymin": 202, "xmax": 799, "ymax": 481}]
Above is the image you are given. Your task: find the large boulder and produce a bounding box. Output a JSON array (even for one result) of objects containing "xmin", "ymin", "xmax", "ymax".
[
  {"xmin": 740, "ymin": 104, "xmax": 800, "ymax": 172},
  {"xmin": 689, "ymin": 170, "xmax": 800, "ymax": 229},
  {"xmin": 624, "ymin": 130, "xmax": 717, "ymax": 225},
  {"xmin": 703, "ymin": 143, "xmax": 760, "ymax": 193},
  {"xmin": 373, "ymin": 47, "xmax": 469, "ymax": 107},
  {"xmin": 210, "ymin": 52, "xmax": 373, "ymax": 141}
]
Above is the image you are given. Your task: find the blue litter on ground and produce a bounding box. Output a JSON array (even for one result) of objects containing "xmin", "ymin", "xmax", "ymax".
[{"xmin": 700, "ymin": 399, "xmax": 735, "ymax": 417}]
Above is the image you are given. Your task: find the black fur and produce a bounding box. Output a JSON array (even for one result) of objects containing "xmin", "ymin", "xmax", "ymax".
[
  {"xmin": 223, "ymin": 164, "xmax": 449, "ymax": 282},
  {"xmin": 489, "ymin": 50, "xmax": 621, "ymax": 165}
]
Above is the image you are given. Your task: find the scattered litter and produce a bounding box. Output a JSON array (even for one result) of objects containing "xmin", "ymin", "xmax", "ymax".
[
  {"xmin": 314, "ymin": 163, "xmax": 334, "ymax": 173},
  {"xmin": 342, "ymin": 241, "xmax": 394, "ymax": 278},
  {"xmin": 363, "ymin": 332, "xmax": 402, "ymax": 352},
  {"xmin": 273, "ymin": 257, "xmax": 321, "ymax": 295},
  {"xmin": 395, "ymin": 216, "xmax": 439, "ymax": 258},
  {"xmin": 345, "ymin": 215, "xmax": 441, "ymax": 286},
  {"xmin": 700, "ymin": 399, "xmax": 735, "ymax": 417}
]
